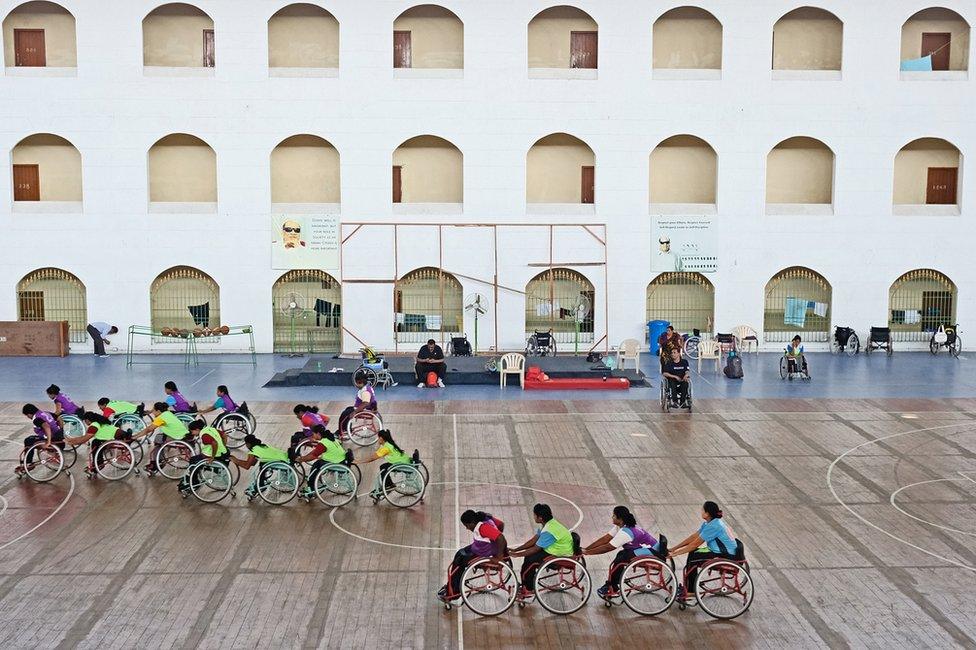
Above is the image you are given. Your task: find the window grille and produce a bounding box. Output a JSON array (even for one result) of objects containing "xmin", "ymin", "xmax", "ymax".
[
  {"xmin": 646, "ymin": 272, "xmax": 714, "ymax": 336},
  {"xmin": 889, "ymin": 269, "xmax": 956, "ymax": 342},
  {"xmin": 525, "ymin": 268, "xmax": 595, "ymax": 344},
  {"xmin": 394, "ymin": 267, "xmax": 463, "ymax": 345},
  {"xmin": 150, "ymin": 266, "xmax": 220, "ymax": 339},
  {"xmin": 17, "ymin": 268, "xmax": 87, "ymax": 343},
  {"xmin": 763, "ymin": 266, "xmax": 831, "ymax": 342},
  {"xmin": 273, "ymin": 270, "xmax": 342, "ymax": 353}
]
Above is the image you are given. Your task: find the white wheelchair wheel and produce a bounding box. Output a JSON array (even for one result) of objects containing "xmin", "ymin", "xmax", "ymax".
[
  {"xmin": 461, "ymin": 558, "xmax": 518, "ymax": 617},
  {"xmin": 535, "ymin": 557, "xmax": 591, "ymax": 615},
  {"xmin": 619, "ymin": 557, "xmax": 677, "ymax": 616},
  {"xmin": 257, "ymin": 462, "xmax": 299, "ymax": 505},
  {"xmin": 155, "ymin": 440, "xmax": 194, "ymax": 480},
  {"xmin": 61, "ymin": 414, "xmax": 85, "ymax": 438},
  {"xmin": 114, "ymin": 414, "xmax": 146, "ymax": 437},
  {"xmin": 381, "ymin": 464, "xmax": 426, "ymax": 508},
  {"xmin": 347, "ymin": 411, "xmax": 381, "ymax": 447},
  {"xmin": 94, "ymin": 441, "xmax": 135, "ymax": 481},
  {"xmin": 23, "ymin": 443, "xmax": 64, "ymax": 483},
  {"xmin": 314, "ymin": 464, "xmax": 358, "ymax": 507},
  {"xmin": 215, "ymin": 412, "xmax": 250, "ymax": 449},
  {"xmin": 188, "ymin": 461, "xmax": 234, "ymax": 503},
  {"xmin": 695, "ymin": 560, "xmax": 754, "ymax": 620}
]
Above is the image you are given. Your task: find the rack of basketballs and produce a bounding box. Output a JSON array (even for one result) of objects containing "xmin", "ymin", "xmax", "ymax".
[
  {"xmin": 159, "ymin": 325, "xmax": 232, "ymax": 339},
  {"xmin": 126, "ymin": 325, "xmax": 256, "ymax": 367}
]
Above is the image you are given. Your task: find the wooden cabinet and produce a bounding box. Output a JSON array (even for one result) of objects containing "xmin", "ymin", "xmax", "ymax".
[{"xmin": 0, "ymin": 321, "xmax": 70, "ymax": 356}]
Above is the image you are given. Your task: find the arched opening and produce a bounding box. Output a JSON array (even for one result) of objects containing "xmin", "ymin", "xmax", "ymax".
[
  {"xmin": 763, "ymin": 266, "xmax": 831, "ymax": 342},
  {"xmin": 272, "ymin": 269, "xmax": 341, "ymax": 353},
  {"xmin": 150, "ymin": 266, "xmax": 220, "ymax": 333},
  {"xmin": 893, "ymin": 137, "xmax": 961, "ymax": 212},
  {"xmin": 394, "ymin": 267, "xmax": 463, "ymax": 345},
  {"xmin": 525, "ymin": 268, "xmax": 594, "ymax": 344},
  {"xmin": 649, "ymin": 135, "xmax": 717, "ymax": 206},
  {"xmin": 889, "ymin": 269, "xmax": 957, "ymax": 341},
  {"xmin": 393, "ymin": 4, "xmax": 463, "ymax": 69},
  {"xmin": 527, "ymin": 133, "xmax": 595, "ymax": 204},
  {"xmin": 271, "ymin": 135, "xmax": 340, "ymax": 204},
  {"xmin": 772, "ymin": 7, "xmax": 843, "ymax": 71},
  {"xmin": 901, "ymin": 8, "xmax": 970, "ymax": 72},
  {"xmin": 2, "ymin": 1, "xmax": 76, "ymax": 68},
  {"xmin": 528, "ymin": 6, "xmax": 598, "ymax": 72},
  {"xmin": 646, "ymin": 273, "xmax": 714, "ymax": 335},
  {"xmin": 148, "ymin": 133, "xmax": 217, "ymax": 208},
  {"xmin": 766, "ymin": 136, "xmax": 834, "ymax": 211},
  {"xmin": 392, "ymin": 135, "xmax": 462, "ymax": 204},
  {"xmin": 17, "ymin": 267, "xmax": 86, "ymax": 343},
  {"xmin": 143, "ymin": 3, "xmax": 215, "ymax": 68},
  {"xmin": 268, "ymin": 3, "xmax": 339, "ymax": 71},
  {"xmin": 652, "ymin": 7, "xmax": 722, "ymax": 73},
  {"xmin": 11, "ymin": 133, "xmax": 82, "ymax": 204}
]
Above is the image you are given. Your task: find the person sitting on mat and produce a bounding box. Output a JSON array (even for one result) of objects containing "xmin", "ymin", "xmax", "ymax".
[{"xmin": 415, "ymin": 339, "xmax": 446, "ymax": 388}]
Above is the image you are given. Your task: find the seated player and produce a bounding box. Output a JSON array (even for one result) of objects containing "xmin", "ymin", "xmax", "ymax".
[
  {"xmin": 337, "ymin": 375, "xmax": 378, "ymax": 437},
  {"xmin": 291, "ymin": 404, "xmax": 329, "ymax": 446},
  {"xmin": 785, "ymin": 335, "xmax": 809, "ymax": 378},
  {"xmin": 355, "ymin": 430, "xmax": 414, "ymax": 502},
  {"xmin": 583, "ymin": 505, "xmax": 665, "ymax": 599},
  {"xmin": 17, "ymin": 404, "xmax": 64, "ymax": 473},
  {"xmin": 136, "ymin": 402, "xmax": 191, "ymax": 474},
  {"xmin": 97, "ymin": 397, "xmax": 139, "ymax": 419},
  {"xmin": 508, "ymin": 503, "xmax": 575, "ymax": 598},
  {"xmin": 437, "ymin": 510, "xmax": 508, "ymax": 603},
  {"xmin": 64, "ymin": 412, "xmax": 129, "ymax": 477},
  {"xmin": 230, "ymin": 434, "xmax": 291, "ymax": 499},
  {"xmin": 196, "ymin": 385, "xmax": 239, "ymax": 416},
  {"xmin": 661, "ymin": 346, "xmax": 691, "ymax": 407},
  {"xmin": 295, "ymin": 425, "xmax": 352, "ymax": 498},
  {"xmin": 47, "ymin": 384, "xmax": 84, "ymax": 420},
  {"xmin": 163, "ymin": 381, "xmax": 195, "ymax": 413},
  {"xmin": 667, "ymin": 501, "xmax": 739, "ymax": 601},
  {"xmin": 178, "ymin": 420, "xmax": 231, "ymax": 495}
]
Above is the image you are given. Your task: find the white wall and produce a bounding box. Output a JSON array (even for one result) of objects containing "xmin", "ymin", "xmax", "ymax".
[{"xmin": 0, "ymin": 0, "xmax": 974, "ymax": 354}]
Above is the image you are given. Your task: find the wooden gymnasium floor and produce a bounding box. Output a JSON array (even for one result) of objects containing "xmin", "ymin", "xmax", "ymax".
[{"xmin": 1, "ymin": 398, "xmax": 976, "ymax": 649}]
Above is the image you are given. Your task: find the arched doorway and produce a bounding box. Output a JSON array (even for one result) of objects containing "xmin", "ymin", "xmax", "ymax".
[
  {"xmin": 646, "ymin": 272, "xmax": 714, "ymax": 335},
  {"xmin": 272, "ymin": 270, "xmax": 342, "ymax": 353},
  {"xmin": 394, "ymin": 267, "xmax": 462, "ymax": 345},
  {"xmin": 17, "ymin": 267, "xmax": 87, "ymax": 342},
  {"xmin": 525, "ymin": 268, "xmax": 595, "ymax": 346},
  {"xmin": 889, "ymin": 269, "xmax": 956, "ymax": 341},
  {"xmin": 150, "ymin": 266, "xmax": 220, "ymax": 333},
  {"xmin": 763, "ymin": 266, "xmax": 831, "ymax": 342}
]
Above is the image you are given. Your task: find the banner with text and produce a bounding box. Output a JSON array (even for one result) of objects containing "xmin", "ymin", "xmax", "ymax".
[
  {"xmin": 651, "ymin": 216, "xmax": 717, "ymax": 273},
  {"xmin": 271, "ymin": 215, "xmax": 340, "ymax": 271}
]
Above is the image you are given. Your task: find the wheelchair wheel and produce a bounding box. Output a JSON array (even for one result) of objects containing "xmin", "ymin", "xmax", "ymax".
[
  {"xmin": 293, "ymin": 438, "xmax": 319, "ymax": 466},
  {"xmin": 61, "ymin": 414, "xmax": 85, "ymax": 438},
  {"xmin": 314, "ymin": 464, "xmax": 358, "ymax": 507},
  {"xmin": 214, "ymin": 412, "xmax": 250, "ymax": 449},
  {"xmin": 94, "ymin": 441, "xmax": 135, "ymax": 481},
  {"xmin": 886, "ymin": 338, "xmax": 894, "ymax": 357},
  {"xmin": 930, "ymin": 338, "xmax": 940, "ymax": 355},
  {"xmin": 461, "ymin": 558, "xmax": 518, "ymax": 617},
  {"xmin": 114, "ymin": 413, "xmax": 147, "ymax": 437},
  {"xmin": 23, "ymin": 443, "xmax": 64, "ymax": 482},
  {"xmin": 660, "ymin": 383, "xmax": 670, "ymax": 413},
  {"xmin": 353, "ymin": 366, "xmax": 378, "ymax": 387},
  {"xmin": 257, "ymin": 462, "xmax": 299, "ymax": 505},
  {"xmin": 416, "ymin": 461, "xmax": 430, "ymax": 485},
  {"xmin": 950, "ymin": 335, "xmax": 962, "ymax": 358},
  {"xmin": 779, "ymin": 356, "xmax": 788, "ymax": 379},
  {"xmin": 128, "ymin": 438, "xmax": 145, "ymax": 466},
  {"xmin": 61, "ymin": 443, "xmax": 78, "ymax": 469},
  {"xmin": 683, "ymin": 336, "xmax": 701, "ymax": 360},
  {"xmin": 525, "ymin": 335, "xmax": 539, "ymax": 357},
  {"xmin": 155, "ymin": 440, "xmax": 194, "ymax": 480},
  {"xmin": 535, "ymin": 557, "xmax": 591, "ymax": 615},
  {"xmin": 382, "ymin": 464, "xmax": 426, "ymax": 508},
  {"xmin": 845, "ymin": 333, "xmax": 859, "ymax": 357},
  {"xmin": 188, "ymin": 461, "xmax": 234, "ymax": 503},
  {"xmin": 694, "ymin": 560, "xmax": 754, "ymax": 620},
  {"xmin": 620, "ymin": 557, "xmax": 677, "ymax": 616},
  {"xmin": 347, "ymin": 411, "xmax": 382, "ymax": 447}
]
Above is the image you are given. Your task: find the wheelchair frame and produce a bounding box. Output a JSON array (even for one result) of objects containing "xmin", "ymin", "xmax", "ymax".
[
  {"xmin": 865, "ymin": 326, "xmax": 893, "ymax": 356},
  {"xmin": 660, "ymin": 377, "xmax": 692, "ymax": 412},
  {"xmin": 525, "ymin": 330, "xmax": 557, "ymax": 357}
]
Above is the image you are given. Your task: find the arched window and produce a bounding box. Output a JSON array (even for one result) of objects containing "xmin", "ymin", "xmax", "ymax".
[
  {"xmin": 392, "ymin": 136, "xmax": 463, "ymax": 204},
  {"xmin": 394, "ymin": 267, "xmax": 462, "ymax": 345},
  {"xmin": 2, "ymin": 2, "xmax": 77, "ymax": 68},
  {"xmin": 766, "ymin": 136, "xmax": 834, "ymax": 211},
  {"xmin": 525, "ymin": 268, "xmax": 594, "ymax": 343},
  {"xmin": 893, "ymin": 137, "xmax": 961, "ymax": 212},
  {"xmin": 272, "ymin": 270, "xmax": 341, "ymax": 353},
  {"xmin": 143, "ymin": 3, "xmax": 215, "ymax": 68},
  {"xmin": 772, "ymin": 7, "xmax": 843, "ymax": 72},
  {"xmin": 527, "ymin": 6, "xmax": 598, "ymax": 71},
  {"xmin": 646, "ymin": 273, "xmax": 714, "ymax": 335},
  {"xmin": 889, "ymin": 269, "xmax": 956, "ymax": 341},
  {"xmin": 268, "ymin": 3, "xmax": 339, "ymax": 71},
  {"xmin": 271, "ymin": 134, "xmax": 340, "ymax": 204},
  {"xmin": 526, "ymin": 133, "xmax": 595, "ymax": 204},
  {"xmin": 148, "ymin": 133, "xmax": 217, "ymax": 207},
  {"xmin": 649, "ymin": 135, "xmax": 717, "ymax": 206},
  {"xmin": 17, "ymin": 267, "xmax": 87, "ymax": 342},
  {"xmin": 901, "ymin": 8, "xmax": 970, "ymax": 72},
  {"xmin": 652, "ymin": 7, "xmax": 723, "ymax": 74},
  {"xmin": 393, "ymin": 5, "xmax": 463, "ymax": 69},
  {"xmin": 150, "ymin": 266, "xmax": 220, "ymax": 333},
  {"xmin": 763, "ymin": 266, "xmax": 831, "ymax": 342},
  {"xmin": 11, "ymin": 133, "xmax": 82, "ymax": 204}
]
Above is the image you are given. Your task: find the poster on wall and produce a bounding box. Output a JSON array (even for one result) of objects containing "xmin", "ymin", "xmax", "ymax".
[
  {"xmin": 271, "ymin": 215, "xmax": 340, "ymax": 271},
  {"xmin": 651, "ymin": 216, "xmax": 717, "ymax": 273}
]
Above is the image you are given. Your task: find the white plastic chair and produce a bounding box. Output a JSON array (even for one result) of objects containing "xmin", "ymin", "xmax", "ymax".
[
  {"xmin": 697, "ymin": 339, "xmax": 722, "ymax": 373},
  {"xmin": 732, "ymin": 325, "xmax": 760, "ymax": 354},
  {"xmin": 499, "ymin": 353, "xmax": 526, "ymax": 389},
  {"xmin": 616, "ymin": 339, "xmax": 641, "ymax": 371}
]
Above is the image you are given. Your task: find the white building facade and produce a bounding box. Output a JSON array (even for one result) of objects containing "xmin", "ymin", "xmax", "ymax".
[{"xmin": 1, "ymin": 0, "xmax": 973, "ymax": 354}]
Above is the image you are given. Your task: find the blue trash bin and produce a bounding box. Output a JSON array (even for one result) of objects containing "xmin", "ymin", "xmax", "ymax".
[{"xmin": 647, "ymin": 320, "xmax": 670, "ymax": 356}]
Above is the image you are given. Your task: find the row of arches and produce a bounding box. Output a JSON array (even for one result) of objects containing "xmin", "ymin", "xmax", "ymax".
[
  {"xmin": 10, "ymin": 133, "xmax": 963, "ymax": 208},
  {"xmin": 15, "ymin": 267, "xmax": 958, "ymax": 349},
  {"xmin": 6, "ymin": 3, "xmax": 970, "ymax": 73}
]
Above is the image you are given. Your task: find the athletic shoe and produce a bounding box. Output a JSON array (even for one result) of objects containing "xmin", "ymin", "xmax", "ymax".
[
  {"xmin": 417, "ymin": 383, "xmax": 425, "ymax": 388},
  {"xmin": 597, "ymin": 584, "xmax": 614, "ymax": 599},
  {"xmin": 97, "ymin": 354, "xmax": 109, "ymax": 358},
  {"xmin": 436, "ymin": 379, "xmax": 444, "ymax": 388}
]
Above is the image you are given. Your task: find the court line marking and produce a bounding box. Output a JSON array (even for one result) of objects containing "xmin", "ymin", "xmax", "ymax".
[
  {"xmin": 327, "ymin": 481, "xmax": 585, "ymax": 552},
  {"xmin": 0, "ymin": 494, "xmax": 7, "ymax": 519},
  {"xmin": 188, "ymin": 369, "xmax": 216, "ymax": 388},
  {"xmin": 246, "ymin": 410, "xmax": 975, "ymax": 420},
  {"xmin": 827, "ymin": 422, "xmax": 976, "ymax": 573},
  {"xmin": 890, "ymin": 478, "xmax": 976, "ymax": 538},
  {"xmin": 0, "ymin": 473, "xmax": 75, "ymax": 553},
  {"xmin": 453, "ymin": 414, "xmax": 463, "ymax": 650}
]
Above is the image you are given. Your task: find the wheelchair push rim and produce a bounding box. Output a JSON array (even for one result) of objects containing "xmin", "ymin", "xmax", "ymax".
[
  {"xmin": 619, "ymin": 557, "xmax": 677, "ymax": 616},
  {"xmin": 175, "ymin": 412, "xmax": 206, "ymax": 427},
  {"xmin": 156, "ymin": 440, "xmax": 194, "ymax": 480},
  {"xmin": 381, "ymin": 464, "xmax": 426, "ymax": 508},
  {"xmin": 61, "ymin": 414, "xmax": 85, "ymax": 438},
  {"xmin": 94, "ymin": 441, "xmax": 135, "ymax": 481},
  {"xmin": 256, "ymin": 462, "xmax": 299, "ymax": 505},
  {"xmin": 188, "ymin": 461, "xmax": 234, "ymax": 503},
  {"xmin": 23, "ymin": 443, "xmax": 65, "ymax": 482},
  {"xmin": 694, "ymin": 560, "xmax": 754, "ymax": 620},
  {"xmin": 534, "ymin": 557, "xmax": 591, "ymax": 615},
  {"xmin": 214, "ymin": 412, "xmax": 250, "ymax": 449},
  {"xmin": 348, "ymin": 412, "xmax": 381, "ymax": 447},
  {"xmin": 461, "ymin": 558, "xmax": 518, "ymax": 617},
  {"xmin": 354, "ymin": 367, "xmax": 379, "ymax": 388},
  {"xmin": 313, "ymin": 464, "xmax": 358, "ymax": 507},
  {"xmin": 114, "ymin": 413, "xmax": 147, "ymax": 437}
]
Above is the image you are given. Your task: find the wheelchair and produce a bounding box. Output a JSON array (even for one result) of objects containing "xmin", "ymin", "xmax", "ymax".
[
  {"xmin": 245, "ymin": 461, "xmax": 302, "ymax": 505},
  {"xmin": 182, "ymin": 459, "xmax": 237, "ymax": 504},
  {"xmin": 212, "ymin": 402, "xmax": 254, "ymax": 449},
  {"xmin": 343, "ymin": 409, "xmax": 383, "ymax": 447},
  {"xmin": 302, "ymin": 457, "xmax": 360, "ymax": 508},
  {"xmin": 660, "ymin": 377, "xmax": 692, "ymax": 413},
  {"xmin": 59, "ymin": 411, "xmax": 87, "ymax": 439},
  {"xmin": 831, "ymin": 326, "xmax": 860, "ymax": 356},
  {"xmin": 448, "ymin": 557, "xmax": 519, "ymax": 617},
  {"xmin": 865, "ymin": 326, "xmax": 893, "ymax": 356},
  {"xmin": 87, "ymin": 439, "xmax": 138, "ymax": 481},
  {"xmin": 371, "ymin": 451, "xmax": 429, "ymax": 508},
  {"xmin": 779, "ymin": 353, "xmax": 810, "ymax": 380},
  {"xmin": 147, "ymin": 436, "xmax": 198, "ymax": 480},
  {"xmin": 682, "ymin": 330, "xmax": 702, "ymax": 360},
  {"xmin": 447, "ymin": 334, "xmax": 472, "ymax": 357},
  {"xmin": 354, "ymin": 361, "xmax": 395, "ymax": 390},
  {"xmin": 175, "ymin": 411, "xmax": 207, "ymax": 427},
  {"xmin": 930, "ymin": 324, "xmax": 962, "ymax": 357},
  {"xmin": 516, "ymin": 533, "xmax": 592, "ymax": 615},
  {"xmin": 525, "ymin": 330, "xmax": 557, "ymax": 357},
  {"xmin": 600, "ymin": 539, "xmax": 678, "ymax": 616},
  {"xmin": 677, "ymin": 540, "xmax": 754, "ymax": 620},
  {"xmin": 17, "ymin": 440, "xmax": 73, "ymax": 483}
]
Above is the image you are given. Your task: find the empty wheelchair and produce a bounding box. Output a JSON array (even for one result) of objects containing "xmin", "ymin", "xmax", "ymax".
[
  {"xmin": 353, "ymin": 351, "xmax": 396, "ymax": 390},
  {"xmin": 678, "ymin": 540, "xmax": 754, "ymax": 620},
  {"xmin": 213, "ymin": 402, "xmax": 253, "ymax": 449},
  {"xmin": 682, "ymin": 330, "xmax": 702, "ymax": 360},
  {"xmin": 831, "ymin": 326, "xmax": 860, "ymax": 356},
  {"xmin": 930, "ymin": 324, "xmax": 962, "ymax": 357},
  {"xmin": 517, "ymin": 534, "xmax": 591, "ymax": 615},
  {"xmin": 601, "ymin": 548, "xmax": 678, "ymax": 616},
  {"xmin": 660, "ymin": 377, "xmax": 692, "ymax": 413},
  {"xmin": 779, "ymin": 353, "xmax": 810, "ymax": 380},
  {"xmin": 865, "ymin": 326, "xmax": 893, "ymax": 356},
  {"xmin": 447, "ymin": 334, "xmax": 472, "ymax": 356},
  {"xmin": 526, "ymin": 330, "xmax": 557, "ymax": 357}
]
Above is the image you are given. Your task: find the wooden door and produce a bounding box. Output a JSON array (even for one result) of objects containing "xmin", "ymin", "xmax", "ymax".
[
  {"xmin": 570, "ymin": 31, "xmax": 597, "ymax": 69},
  {"xmin": 392, "ymin": 166, "xmax": 403, "ymax": 203},
  {"xmin": 203, "ymin": 29, "xmax": 215, "ymax": 67},
  {"xmin": 18, "ymin": 291, "xmax": 44, "ymax": 321},
  {"xmin": 581, "ymin": 166, "xmax": 595, "ymax": 204},
  {"xmin": 921, "ymin": 32, "xmax": 951, "ymax": 71},
  {"xmin": 13, "ymin": 164, "xmax": 40, "ymax": 201},
  {"xmin": 926, "ymin": 167, "xmax": 957, "ymax": 204},
  {"xmin": 394, "ymin": 31, "xmax": 412, "ymax": 68},
  {"xmin": 14, "ymin": 29, "xmax": 45, "ymax": 67}
]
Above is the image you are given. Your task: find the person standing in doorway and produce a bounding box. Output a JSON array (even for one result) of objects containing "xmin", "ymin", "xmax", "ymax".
[{"xmin": 87, "ymin": 322, "xmax": 118, "ymax": 357}]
